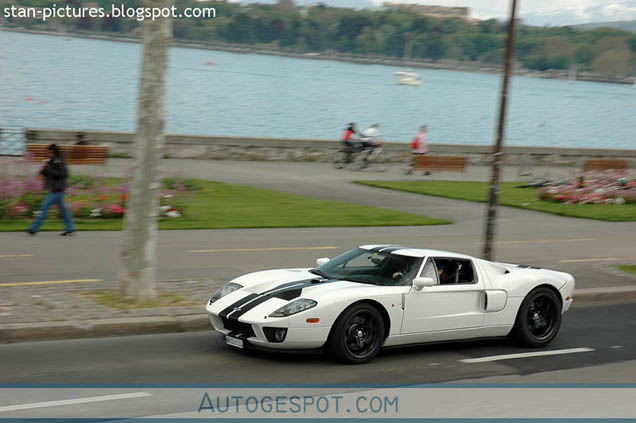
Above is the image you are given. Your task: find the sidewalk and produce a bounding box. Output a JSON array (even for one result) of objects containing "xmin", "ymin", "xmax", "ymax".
[{"xmin": 0, "ymin": 278, "xmax": 223, "ymax": 343}]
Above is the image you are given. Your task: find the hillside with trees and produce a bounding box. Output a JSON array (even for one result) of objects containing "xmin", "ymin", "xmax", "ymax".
[{"xmin": 3, "ymin": 0, "xmax": 636, "ymax": 79}]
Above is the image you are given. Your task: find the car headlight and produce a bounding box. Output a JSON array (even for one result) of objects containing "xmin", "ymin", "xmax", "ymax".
[
  {"xmin": 269, "ymin": 299, "xmax": 317, "ymax": 317},
  {"xmin": 209, "ymin": 282, "xmax": 243, "ymax": 304}
]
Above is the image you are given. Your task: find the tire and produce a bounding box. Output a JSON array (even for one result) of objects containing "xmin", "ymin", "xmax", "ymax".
[
  {"xmin": 511, "ymin": 286, "xmax": 562, "ymax": 347},
  {"xmin": 374, "ymin": 150, "xmax": 387, "ymax": 172},
  {"xmin": 325, "ymin": 303, "xmax": 385, "ymax": 364},
  {"xmin": 332, "ymin": 150, "xmax": 346, "ymax": 169},
  {"xmin": 353, "ymin": 151, "xmax": 369, "ymax": 171}
]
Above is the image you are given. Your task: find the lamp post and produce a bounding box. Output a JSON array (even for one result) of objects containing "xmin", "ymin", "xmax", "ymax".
[{"xmin": 483, "ymin": 0, "xmax": 519, "ymax": 261}]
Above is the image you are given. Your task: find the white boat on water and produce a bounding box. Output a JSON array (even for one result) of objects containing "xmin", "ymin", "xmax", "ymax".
[{"xmin": 394, "ymin": 69, "xmax": 422, "ymax": 86}]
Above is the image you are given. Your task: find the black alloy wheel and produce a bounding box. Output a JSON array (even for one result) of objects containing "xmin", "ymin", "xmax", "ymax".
[
  {"xmin": 326, "ymin": 303, "xmax": 385, "ymax": 364},
  {"xmin": 512, "ymin": 286, "xmax": 562, "ymax": 347}
]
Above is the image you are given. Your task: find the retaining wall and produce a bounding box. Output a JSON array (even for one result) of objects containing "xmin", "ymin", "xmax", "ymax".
[{"xmin": 24, "ymin": 128, "xmax": 636, "ymax": 167}]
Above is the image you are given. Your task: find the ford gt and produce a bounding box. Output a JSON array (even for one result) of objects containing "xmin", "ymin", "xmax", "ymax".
[{"xmin": 205, "ymin": 245, "xmax": 575, "ymax": 364}]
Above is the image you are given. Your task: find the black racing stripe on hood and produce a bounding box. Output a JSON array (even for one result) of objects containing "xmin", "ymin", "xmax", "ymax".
[
  {"xmin": 271, "ymin": 288, "xmax": 304, "ymax": 301},
  {"xmin": 261, "ymin": 280, "xmax": 312, "ymax": 295},
  {"xmin": 219, "ymin": 293, "xmax": 259, "ymax": 319},
  {"xmin": 223, "ymin": 277, "xmax": 339, "ymax": 321},
  {"xmin": 226, "ymin": 294, "xmax": 273, "ymax": 321}
]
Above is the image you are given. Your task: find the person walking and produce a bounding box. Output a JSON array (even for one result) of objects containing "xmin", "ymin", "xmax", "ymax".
[
  {"xmin": 411, "ymin": 125, "xmax": 428, "ymax": 155},
  {"xmin": 27, "ymin": 144, "xmax": 75, "ymax": 236}
]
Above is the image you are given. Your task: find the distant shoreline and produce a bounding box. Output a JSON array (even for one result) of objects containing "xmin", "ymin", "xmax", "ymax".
[{"xmin": 2, "ymin": 26, "xmax": 635, "ymax": 86}]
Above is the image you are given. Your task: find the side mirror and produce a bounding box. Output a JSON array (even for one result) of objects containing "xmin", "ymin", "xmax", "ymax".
[
  {"xmin": 413, "ymin": 277, "xmax": 436, "ymax": 291},
  {"xmin": 316, "ymin": 257, "xmax": 330, "ymax": 267}
]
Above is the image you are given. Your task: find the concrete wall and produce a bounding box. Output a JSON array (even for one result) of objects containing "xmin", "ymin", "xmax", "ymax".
[{"xmin": 24, "ymin": 128, "xmax": 636, "ymax": 167}]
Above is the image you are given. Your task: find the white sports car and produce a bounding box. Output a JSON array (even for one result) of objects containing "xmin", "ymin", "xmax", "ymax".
[{"xmin": 206, "ymin": 245, "xmax": 575, "ymax": 364}]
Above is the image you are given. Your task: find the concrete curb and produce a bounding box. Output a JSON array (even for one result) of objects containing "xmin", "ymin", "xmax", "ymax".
[
  {"xmin": 2, "ymin": 287, "xmax": 636, "ymax": 344},
  {"xmin": 572, "ymin": 286, "xmax": 636, "ymax": 305},
  {"xmin": 0, "ymin": 314, "xmax": 210, "ymax": 344}
]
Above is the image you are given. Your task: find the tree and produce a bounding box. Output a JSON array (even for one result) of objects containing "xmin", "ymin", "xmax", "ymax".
[
  {"xmin": 574, "ymin": 44, "xmax": 594, "ymax": 67},
  {"xmin": 629, "ymin": 35, "xmax": 636, "ymax": 53},
  {"xmin": 425, "ymin": 35, "xmax": 446, "ymax": 61},
  {"xmin": 593, "ymin": 49, "xmax": 631, "ymax": 78},
  {"xmin": 119, "ymin": 0, "xmax": 172, "ymax": 300},
  {"xmin": 592, "ymin": 36, "xmax": 633, "ymax": 78}
]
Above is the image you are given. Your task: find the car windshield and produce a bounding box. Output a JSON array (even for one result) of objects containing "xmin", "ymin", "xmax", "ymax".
[{"xmin": 314, "ymin": 248, "xmax": 422, "ymax": 286}]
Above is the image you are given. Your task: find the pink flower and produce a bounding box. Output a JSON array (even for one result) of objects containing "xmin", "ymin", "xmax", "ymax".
[
  {"xmin": 106, "ymin": 204, "xmax": 125, "ymax": 215},
  {"xmin": 8, "ymin": 204, "xmax": 28, "ymax": 216}
]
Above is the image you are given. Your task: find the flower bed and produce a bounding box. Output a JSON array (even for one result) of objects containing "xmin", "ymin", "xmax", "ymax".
[
  {"xmin": 537, "ymin": 171, "xmax": 636, "ymax": 205},
  {"xmin": 0, "ymin": 163, "xmax": 199, "ymax": 220}
]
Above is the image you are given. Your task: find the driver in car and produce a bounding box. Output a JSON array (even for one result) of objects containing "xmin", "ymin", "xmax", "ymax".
[{"xmin": 437, "ymin": 262, "xmax": 447, "ymax": 285}]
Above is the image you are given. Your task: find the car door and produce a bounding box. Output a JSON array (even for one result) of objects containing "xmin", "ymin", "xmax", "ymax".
[{"xmin": 400, "ymin": 257, "xmax": 485, "ymax": 334}]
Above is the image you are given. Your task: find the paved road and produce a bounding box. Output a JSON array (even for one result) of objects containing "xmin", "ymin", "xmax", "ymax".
[
  {"xmin": 2, "ymin": 303, "xmax": 636, "ymax": 420},
  {"xmin": 1, "ymin": 226, "xmax": 635, "ymax": 289},
  {"xmin": 2, "ymin": 303, "xmax": 635, "ymax": 385}
]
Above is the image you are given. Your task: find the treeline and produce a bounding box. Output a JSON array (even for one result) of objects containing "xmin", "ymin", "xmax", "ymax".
[{"xmin": 6, "ymin": 0, "xmax": 636, "ymax": 78}]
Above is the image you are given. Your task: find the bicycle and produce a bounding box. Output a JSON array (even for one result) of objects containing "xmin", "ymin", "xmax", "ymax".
[{"xmin": 332, "ymin": 142, "xmax": 386, "ymax": 172}]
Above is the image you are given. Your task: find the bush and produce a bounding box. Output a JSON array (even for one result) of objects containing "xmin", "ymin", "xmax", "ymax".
[
  {"xmin": 0, "ymin": 172, "xmax": 197, "ymax": 220},
  {"xmin": 536, "ymin": 171, "xmax": 636, "ymax": 205}
]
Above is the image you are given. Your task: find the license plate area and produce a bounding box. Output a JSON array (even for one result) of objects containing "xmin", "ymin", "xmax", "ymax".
[{"xmin": 226, "ymin": 335, "xmax": 244, "ymax": 349}]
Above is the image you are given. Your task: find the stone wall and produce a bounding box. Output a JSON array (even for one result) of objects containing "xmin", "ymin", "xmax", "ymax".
[{"xmin": 24, "ymin": 128, "xmax": 636, "ymax": 167}]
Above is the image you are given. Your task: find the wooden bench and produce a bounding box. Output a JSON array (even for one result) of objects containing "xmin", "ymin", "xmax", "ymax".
[
  {"xmin": 410, "ymin": 155, "xmax": 467, "ymax": 173},
  {"xmin": 583, "ymin": 159, "xmax": 628, "ymax": 172},
  {"xmin": 26, "ymin": 144, "xmax": 108, "ymax": 165}
]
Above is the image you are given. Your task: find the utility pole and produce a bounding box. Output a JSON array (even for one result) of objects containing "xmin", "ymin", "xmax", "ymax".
[
  {"xmin": 119, "ymin": 0, "xmax": 173, "ymax": 300},
  {"xmin": 483, "ymin": 0, "xmax": 518, "ymax": 261}
]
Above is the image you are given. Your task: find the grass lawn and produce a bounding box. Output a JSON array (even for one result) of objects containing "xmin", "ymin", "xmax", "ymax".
[
  {"xmin": 618, "ymin": 265, "xmax": 636, "ymax": 275},
  {"xmin": 355, "ymin": 180, "xmax": 636, "ymax": 222},
  {"xmin": 0, "ymin": 179, "xmax": 450, "ymax": 231},
  {"xmin": 83, "ymin": 290, "xmax": 190, "ymax": 310}
]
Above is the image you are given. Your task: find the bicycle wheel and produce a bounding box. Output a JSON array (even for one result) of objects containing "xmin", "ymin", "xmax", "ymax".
[
  {"xmin": 373, "ymin": 149, "xmax": 387, "ymax": 172},
  {"xmin": 332, "ymin": 150, "xmax": 347, "ymax": 169},
  {"xmin": 353, "ymin": 150, "xmax": 369, "ymax": 170}
]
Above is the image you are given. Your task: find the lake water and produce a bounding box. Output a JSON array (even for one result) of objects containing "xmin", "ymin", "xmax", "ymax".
[{"xmin": 1, "ymin": 30, "xmax": 634, "ymax": 149}]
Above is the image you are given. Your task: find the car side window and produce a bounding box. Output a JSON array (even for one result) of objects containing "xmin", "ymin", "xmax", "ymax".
[
  {"xmin": 432, "ymin": 258, "xmax": 476, "ymax": 285},
  {"xmin": 420, "ymin": 259, "xmax": 439, "ymax": 284}
]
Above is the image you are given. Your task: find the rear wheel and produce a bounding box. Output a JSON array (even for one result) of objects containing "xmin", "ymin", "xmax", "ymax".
[
  {"xmin": 332, "ymin": 150, "xmax": 347, "ymax": 169},
  {"xmin": 353, "ymin": 150, "xmax": 369, "ymax": 170},
  {"xmin": 372, "ymin": 149, "xmax": 387, "ymax": 172},
  {"xmin": 511, "ymin": 287, "xmax": 562, "ymax": 347},
  {"xmin": 326, "ymin": 303, "xmax": 385, "ymax": 364}
]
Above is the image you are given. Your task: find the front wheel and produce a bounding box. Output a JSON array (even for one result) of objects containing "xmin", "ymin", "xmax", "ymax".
[
  {"xmin": 511, "ymin": 287, "xmax": 562, "ymax": 347},
  {"xmin": 325, "ymin": 303, "xmax": 385, "ymax": 364}
]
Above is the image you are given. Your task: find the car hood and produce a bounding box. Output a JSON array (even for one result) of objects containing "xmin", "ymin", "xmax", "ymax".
[{"xmin": 231, "ymin": 268, "xmax": 368, "ymax": 298}]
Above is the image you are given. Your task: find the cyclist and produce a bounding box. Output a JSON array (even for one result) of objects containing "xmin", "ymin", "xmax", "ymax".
[
  {"xmin": 341, "ymin": 122, "xmax": 358, "ymax": 163},
  {"xmin": 358, "ymin": 123, "xmax": 384, "ymax": 168},
  {"xmin": 360, "ymin": 123, "xmax": 383, "ymax": 147}
]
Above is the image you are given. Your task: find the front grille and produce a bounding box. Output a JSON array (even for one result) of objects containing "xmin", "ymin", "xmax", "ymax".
[{"xmin": 222, "ymin": 317, "xmax": 255, "ymax": 338}]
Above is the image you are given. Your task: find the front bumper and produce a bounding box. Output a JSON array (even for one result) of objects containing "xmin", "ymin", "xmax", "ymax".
[{"xmin": 206, "ymin": 306, "xmax": 330, "ymax": 350}]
